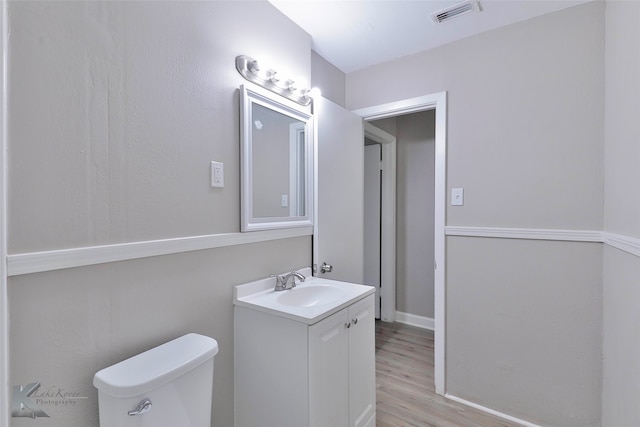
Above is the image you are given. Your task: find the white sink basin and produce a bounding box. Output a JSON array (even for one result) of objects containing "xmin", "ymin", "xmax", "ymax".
[
  {"xmin": 233, "ymin": 268, "xmax": 376, "ymax": 324},
  {"xmin": 276, "ymin": 285, "xmax": 347, "ymax": 307}
]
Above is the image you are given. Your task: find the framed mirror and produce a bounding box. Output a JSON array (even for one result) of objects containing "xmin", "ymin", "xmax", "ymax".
[{"xmin": 240, "ymin": 84, "xmax": 314, "ymax": 232}]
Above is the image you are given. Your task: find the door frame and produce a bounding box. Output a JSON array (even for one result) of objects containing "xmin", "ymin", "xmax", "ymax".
[
  {"xmin": 353, "ymin": 91, "xmax": 447, "ymax": 395},
  {"xmin": 363, "ymin": 123, "xmax": 396, "ymax": 323},
  {"xmin": 1, "ymin": 0, "xmax": 9, "ymax": 423}
]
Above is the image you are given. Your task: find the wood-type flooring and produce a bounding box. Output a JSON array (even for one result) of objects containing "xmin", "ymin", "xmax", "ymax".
[{"xmin": 375, "ymin": 321, "xmax": 524, "ymax": 427}]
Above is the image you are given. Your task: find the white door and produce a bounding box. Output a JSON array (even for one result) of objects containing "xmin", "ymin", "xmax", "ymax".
[
  {"xmin": 314, "ymin": 97, "xmax": 364, "ymax": 284},
  {"xmin": 363, "ymin": 144, "xmax": 381, "ymax": 318}
]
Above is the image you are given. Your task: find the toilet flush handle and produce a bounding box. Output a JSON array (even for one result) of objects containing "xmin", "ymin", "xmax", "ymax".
[{"xmin": 128, "ymin": 398, "xmax": 152, "ymax": 416}]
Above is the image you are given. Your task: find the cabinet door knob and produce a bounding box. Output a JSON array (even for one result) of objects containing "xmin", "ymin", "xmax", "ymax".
[
  {"xmin": 345, "ymin": 322, "xmax": 351, "ymax": 329},
  {"xmin": 352, "ymin": 318, "xmax": 358, "ymax": 325}
]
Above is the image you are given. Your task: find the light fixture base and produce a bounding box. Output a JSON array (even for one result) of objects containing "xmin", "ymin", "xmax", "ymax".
[{"xmin": 235, "ymin": 55, "xmax": 312, "ymax": 106}]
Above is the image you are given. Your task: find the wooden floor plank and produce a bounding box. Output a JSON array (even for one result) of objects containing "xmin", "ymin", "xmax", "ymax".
[{"xmin": 375, "ymin": 321, "xmax": 523, "ymax": 427}]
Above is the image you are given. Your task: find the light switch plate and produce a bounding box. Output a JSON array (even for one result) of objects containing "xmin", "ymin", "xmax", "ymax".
[
  {"xmin": 281, "ymin": 194, "xmax": 288, "ymax": 208},
  {"xmin": 211, "ymin": 161, "xmax": 224, "ymax": 188},
  {"xmin": 451, "ymin": 188, "xmax": 464, "ymax": 206}
]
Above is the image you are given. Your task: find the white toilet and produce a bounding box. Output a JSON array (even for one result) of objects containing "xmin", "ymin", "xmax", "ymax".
[{"xmin": 93, "ymin": 333, "xmax": 218, "ymax": 427}]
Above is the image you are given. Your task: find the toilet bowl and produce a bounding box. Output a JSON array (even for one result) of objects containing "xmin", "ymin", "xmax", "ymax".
[{"xmin": 93, "ymin": 333, "xmax": 218, "ymax": 427}]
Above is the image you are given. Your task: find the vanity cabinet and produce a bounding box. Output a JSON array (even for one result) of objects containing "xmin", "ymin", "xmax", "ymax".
[
  {"xmin": 234, "ymin": 294, "xmax": 376, "ymax": 427},
  {"xmin": 309, "ymin": 295, "xmax": 376, "ymax": 427}
]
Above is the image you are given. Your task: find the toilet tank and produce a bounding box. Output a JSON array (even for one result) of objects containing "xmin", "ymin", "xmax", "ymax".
[{"xmin": 93, "ymin": 333, "xmax": 218, "ymax": 427}]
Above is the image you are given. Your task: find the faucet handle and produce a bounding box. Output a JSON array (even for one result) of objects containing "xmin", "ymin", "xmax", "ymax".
[{"xmin": 270, "ymin": 274, "xmax": 286, "ymax": 290}]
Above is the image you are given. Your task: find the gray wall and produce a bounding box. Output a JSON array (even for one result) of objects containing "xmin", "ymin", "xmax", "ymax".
[
  {"xmin": 8, "ymin": 0, "xmax": 311, "ymax": 253},
  {"xmin": 9, "ymin": 239, "xmax": 310, "ymax": 427},
  {"xmin": 311, "ymin": 51, "xmax": 346, "ymax": 107},
  {"xmin": 347, "ymin": 3, "xmax": 605, "ymax": 231},
  {"xmin": 395, "ymin": 112, "xmax": 435, "ymax": 319},
  {"xmin": 447, "ymin": 237, "xmax": 602, "ymax": 425},
  {"xmin": 7, "ymin": 2, "xmax": 312, "ymax": 426},
  {"xmin": 348, "ymin": 2, "xmax": 605, "ymax": 426},
  {"xmin": 602, "ymin": 1, "xmax": 640, "ymax": 425}
]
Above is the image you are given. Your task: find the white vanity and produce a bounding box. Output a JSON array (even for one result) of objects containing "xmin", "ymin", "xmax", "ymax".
[{"xmin": 233, "ymin": 268, "xmax": 376, "ymax": 427}]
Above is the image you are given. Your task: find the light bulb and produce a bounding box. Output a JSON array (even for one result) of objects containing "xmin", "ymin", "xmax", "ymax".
[
  {"xmin": 248, "ymin": 60, "xmax": 260, "ymax": 74},
  {"xmin": 309, "ymin": 87, "xmax": 322, "ymax": 98},
  {"xmin": 285, "ymin": 80, "xmax": 297, "ymax": 92},
  {"xmin": 267, "ymin": 70, "xmax": 279, "ymax": 84}
]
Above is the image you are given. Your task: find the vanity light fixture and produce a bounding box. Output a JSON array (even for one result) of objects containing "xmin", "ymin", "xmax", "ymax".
[{"xmin": 236, "ymin": 55, "xmax": 316, "ymax": 106}]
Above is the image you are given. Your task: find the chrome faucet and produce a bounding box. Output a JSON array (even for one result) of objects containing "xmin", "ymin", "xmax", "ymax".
[{"xmin": 271, "ymin": 269, "xmax": 306, "ymax": 291}]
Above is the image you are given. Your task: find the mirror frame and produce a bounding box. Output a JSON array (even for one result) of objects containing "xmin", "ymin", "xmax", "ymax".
[{"xmin": 240, "ymin": 84, "xmax": 314, "ymax": 232}]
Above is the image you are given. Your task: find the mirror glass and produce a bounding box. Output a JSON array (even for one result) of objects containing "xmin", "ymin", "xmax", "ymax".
[{"xmin": 240, "ymin": 85, "xmax": 314, "ymax": 232}]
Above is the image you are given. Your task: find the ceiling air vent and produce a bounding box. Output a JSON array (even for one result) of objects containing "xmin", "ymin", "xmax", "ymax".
[{"xmin": 431, "ymin": 0, "xmax": 481, "ymax": 24}]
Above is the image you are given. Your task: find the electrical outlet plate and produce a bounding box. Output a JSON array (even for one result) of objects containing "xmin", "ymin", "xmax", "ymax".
[
  {"xmin": 451, "ymin": 188, "xmax": 464, "ymax": 206},
  {"xmin": 211, "ymin": 161, "xmax": 224, "ymax": 188}
]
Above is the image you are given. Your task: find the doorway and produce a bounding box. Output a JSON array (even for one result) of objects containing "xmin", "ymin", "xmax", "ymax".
[
  {"xmin": 353, "ymin": 92, "xmax": 447, "ymax": 395},
  {"xmin": 365, "ymin": 112, "xmax": 436, "ymax": 328},
  {"xmin": 363, "ymin": 123, "xmax": 396, "ymax": 321}
]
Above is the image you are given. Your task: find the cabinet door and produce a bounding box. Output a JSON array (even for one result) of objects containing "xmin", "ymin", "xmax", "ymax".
[
  {"xmin": 309, "ymin": 308, "xmax": 350, "ymax": 427},
  {"xmin": 348, "ymin": 295, "xmax": 376, "ymax": 427}
]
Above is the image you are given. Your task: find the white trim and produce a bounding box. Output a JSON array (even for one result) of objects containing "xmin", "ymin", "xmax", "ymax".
[
  {"xmin": 354, "ymin": 91, "xmax": 447, "ymax": 396},
  {"xmin": 353, "ymin": 94, "xmax": 445, "ymax": 120},
  {"xmin": 445, "ymin": 394, "xmax": 543, "ymax": 427},
  {"xmin": 603, "ymin": 232, "xmax": 640, "ymax": 258},
  {"xmin": 0, "ymin": 0, "xmax": 8, "ymax": 423},
  {"xmin": 446, "ymin": 226, "xmax": 603, "ymax": 242},
  {"xmin": 432, "ymin": 92, "xmax": 447, "ymax": 397},
  {"xmin": 445, "ymin": 227, "xmax": 640, "ymax": 260},
  {"xmin": 7, "ymin": 227, "xmax": 312, "ymax": 277},
  {"xmin": 364, "ymin": 122, "xmax": 396, "ymax": 323},
  {"xmin": 396, "ymin": 312, "xmax": 435, "ymax": 331},
  {"xmin": 363, "ymin": 122, "xmax": 395, "ymax": 145},
  {"xmin": 312, "ymin": 98, "xmax": 319, "ymax": 273},
  {"xmin": 240, "ymin": 84, "xmax": 314, "ymax": 232}
]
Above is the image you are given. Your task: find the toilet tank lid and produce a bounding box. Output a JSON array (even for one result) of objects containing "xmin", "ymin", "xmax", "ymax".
[{"xmin": 93, "ymin": 333, "xmax": 218, "ymax": 398}]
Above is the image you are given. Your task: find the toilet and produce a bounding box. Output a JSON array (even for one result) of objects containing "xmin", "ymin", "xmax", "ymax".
[{"xmin": 93, "ymin": 333, "xmax": 218, "ymax": 427}]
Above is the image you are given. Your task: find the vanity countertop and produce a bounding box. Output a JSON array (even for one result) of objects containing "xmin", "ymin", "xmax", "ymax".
[{"xmin": 233, "ymin": 267, "xmax": 375, "ymax": 325}]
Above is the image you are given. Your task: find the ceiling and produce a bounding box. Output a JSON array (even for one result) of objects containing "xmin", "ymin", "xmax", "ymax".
[{"xmin": 268, "ymin": 0, "xmax": 593, "ymax": 73}]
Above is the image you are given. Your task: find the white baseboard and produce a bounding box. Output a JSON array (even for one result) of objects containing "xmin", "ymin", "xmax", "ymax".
[
  {"xmin": 395, "ymin": 311, "xmax": 434, "ymax": 330},
  {"xmin": 445, "ymin": 394, "xmax": 542, "ymax": 427}
]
